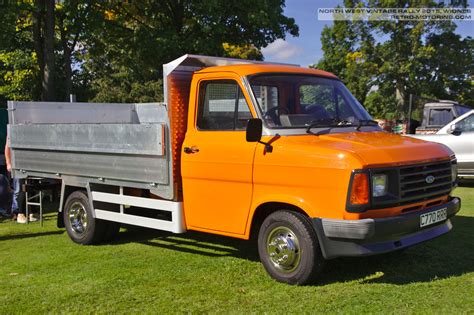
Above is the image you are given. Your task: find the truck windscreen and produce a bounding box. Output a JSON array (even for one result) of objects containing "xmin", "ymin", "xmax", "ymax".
[{"xmin": 249, "ymin": 74, "xmax": 372, "ymax": 129}]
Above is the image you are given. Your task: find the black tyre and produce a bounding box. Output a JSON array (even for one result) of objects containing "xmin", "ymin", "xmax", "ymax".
[
  {"xmin": 258, "ymin": 210, "xmax": 325, "ymax": 285},
  {"xmin": 63, "ymin": 191, "xmax": 106, "ymax": 245}
]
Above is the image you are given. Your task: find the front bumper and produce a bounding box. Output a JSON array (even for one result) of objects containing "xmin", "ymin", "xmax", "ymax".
[{"xmin": 313, "ymin": 197, "xmax": 461, "ymax": 259}]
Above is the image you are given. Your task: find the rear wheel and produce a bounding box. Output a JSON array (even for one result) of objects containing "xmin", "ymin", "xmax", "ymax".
[
  {"xmin": 258, "ymin": 210, "xmax": 324, "ymax": 285},
  {"xmin": 63, "ymin": 191, "xmax": 106, "ymax": 244}
]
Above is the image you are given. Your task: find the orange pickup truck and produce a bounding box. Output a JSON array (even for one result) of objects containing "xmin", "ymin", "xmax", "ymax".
[{"xmin": 8, "ymin": 55, "xmax": 460, "ymax": 285}]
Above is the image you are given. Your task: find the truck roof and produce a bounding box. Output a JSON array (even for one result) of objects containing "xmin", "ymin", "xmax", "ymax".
[
  {"xmin": 195, "ymin": 63, "xmax": 339, "ymax": 79},
  {"xmin": 162, "ymin": 54, "xmax": 339, "ymax": 101},
  {"xmin": 424, "ymin": 102, "xmax": 460, "ymax": 107}
]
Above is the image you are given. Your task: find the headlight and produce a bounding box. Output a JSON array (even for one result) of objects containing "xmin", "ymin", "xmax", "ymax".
[
  {"xmin": 372, "ymin": 174, "xmax": 388, "ymax": 197},
  {"xmin": 451, "ymin": 161, "xmax": 458, "ymax": 182}
]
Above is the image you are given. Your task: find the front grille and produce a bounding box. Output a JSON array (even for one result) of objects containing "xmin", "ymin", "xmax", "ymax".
[
  {"xmin": 399, "ymin": 161, "xmax": 452, "ymax": 204},
  {"xmin": 347, "ymin": 160, "xmax": 455, "ymax": 213}
]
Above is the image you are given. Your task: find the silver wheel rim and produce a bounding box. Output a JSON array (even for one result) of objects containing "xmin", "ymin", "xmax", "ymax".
[
  {"xmin": 267, "ymin": 226, "xmax": 301, "ymax": 273},
  {"xmin": 68, "ymin": 201, "xmax": 88, "ymax": 235}
]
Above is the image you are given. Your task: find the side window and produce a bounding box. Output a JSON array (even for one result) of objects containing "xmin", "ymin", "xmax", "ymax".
[
  {"xmin": 236, "ymin": 92, "xmax": 252, "ymax": 129},
  {"xmin": 459, "ymin": 114, "xmax": 474, "ymax": 132},
  {"xmin": 429, "ymin": 108, "xmax": 454, "ymax": 126},
  {"xmin": 253, "ymin": 85, "xmax": 279, "ymax": 112},
  {"xmin": 197, "ymin": 80, "xmax": 252, "ymax": 131}
]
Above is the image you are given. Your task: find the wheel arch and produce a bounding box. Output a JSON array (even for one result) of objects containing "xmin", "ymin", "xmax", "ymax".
[{"xmin": 247, "ymin": 201, "xmax": 312, "ymax": 241}]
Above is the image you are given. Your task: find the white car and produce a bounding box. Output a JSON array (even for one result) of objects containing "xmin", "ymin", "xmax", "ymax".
[{"xmin": 408, "ymin": 110, "xmax": 474, "ymax": 179}]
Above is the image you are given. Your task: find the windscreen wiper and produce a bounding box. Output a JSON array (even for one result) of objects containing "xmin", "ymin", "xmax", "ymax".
[
  {"xmin": 356, "ymin": 120, "xmax": 379, "ymax": 131},
  {"xmin": 306, "ymin": 119, "xmax": 355, "ymax": 134},
  {"xmin": 306, "ymin": 119, "xmax": 379, "ymax": 135}
]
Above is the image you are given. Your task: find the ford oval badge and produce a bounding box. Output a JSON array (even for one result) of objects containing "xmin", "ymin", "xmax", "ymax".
[{"xmin": 425, "ymin": 175, "xmax": 435, "ymax": 184}]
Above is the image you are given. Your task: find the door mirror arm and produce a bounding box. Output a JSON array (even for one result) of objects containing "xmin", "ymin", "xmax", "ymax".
[
  {"xmin": 258, "ymin": 140, "xmax": 273, "ymax": 153},
  {"xmin": 448, "ymin": 123, "xmax": 462, "ymax": 135}
]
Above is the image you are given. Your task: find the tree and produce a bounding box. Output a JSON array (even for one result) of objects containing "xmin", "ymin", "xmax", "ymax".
[
  {"xmin": 0, "ymin": 51, "xmax": 41, "ymax": 104},
  {"xmin": 32, "ymin": 0, "xmax": 56, "ymax": 101},
  {"xmin": 1, "ymin": 0, "xmax": 64, "ymax": 103},
  {"xmin": 0, "ymin": 1, "xmax": 41, "ymax": 105},
  {"xmin": 422, "ymin": 32, "xmax": 473, "ymax": 106},
  {"xmin": 0, "ymin": 0, "xmax": 298, "ymax": 104},
  {"xmin": 315, "ymin": 1, "xmax": 378, "ymax": 105},
  {"xmin": 222, "ymin": 43, "xmax": 263, "ymax": 60},
  {"xmin": 315, "ymin": 0, "xmax": 473, "ymax": 118},
  {"xmin": 80, "ymin": 0, "xmax": 298, "ymax": 102}
]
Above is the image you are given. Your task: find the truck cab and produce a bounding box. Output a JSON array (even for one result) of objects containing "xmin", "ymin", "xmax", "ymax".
[
  {"xmin": 7, "ymin": 55, "xmax": 461, "ymax": 285},
  {"xmin": 177, "ymin": 61, "xmax": 460, "ymax": 283}
]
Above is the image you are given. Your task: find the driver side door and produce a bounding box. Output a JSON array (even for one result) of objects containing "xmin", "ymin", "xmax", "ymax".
[{"xmin": 181, "ymin": 75, "xmax": 257, "ymax": 236}]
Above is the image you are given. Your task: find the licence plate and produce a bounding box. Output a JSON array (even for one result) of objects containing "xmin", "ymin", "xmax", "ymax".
[{"xmin": 420, "ymin": 208, "xmax": 447, "ymax": 228}]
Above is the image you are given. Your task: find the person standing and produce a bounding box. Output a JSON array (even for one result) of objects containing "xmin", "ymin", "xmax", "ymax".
[
  {"xmin": 0, "ymin": 173, "xmax": 10, "ymax": 219},
  {"xmin": 5, "ymin": 134, "xmax": 30, "ymax": 223},
  {"xmin": 0, "ymin": 134, "xmax": 8, "ymax": 218},
  {"xmin": 0, "ymin": 108, "xmax": 7, "ymax": 177},
  {"xmin": 0, "ymin": 151, "xmax": 6, "ymax": 177}
]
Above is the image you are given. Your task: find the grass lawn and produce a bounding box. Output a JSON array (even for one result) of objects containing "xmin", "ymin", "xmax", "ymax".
[{"xmin": 0, "ymin": 185, "xmax": 473, "ymax": 314}]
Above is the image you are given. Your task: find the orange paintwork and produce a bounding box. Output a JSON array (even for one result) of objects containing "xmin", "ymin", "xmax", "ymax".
[
  {"xmin": 178, "ymin": 64, "xmax": 454, "ymax": 240},
  {"xmin": 168, "ymin": 70, "xmax": 193, "ymax": 196},
  {"xmin": 195, "ymin": 64, "xmax": 339, "ymax": 80},
  {"xmin": 181, "ymin": 71, "xmax": 258, "ymax": 237},
  {"xmin": 345, "ymin": 195, "xmax": 450, "ymax": 220},
  {"xmin": 247, "ymin": 133, "xmax": 451, "ymax": 229}
]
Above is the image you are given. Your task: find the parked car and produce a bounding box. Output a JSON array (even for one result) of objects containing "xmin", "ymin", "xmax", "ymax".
[
  {"xmin": 408, "ymin": 110, "xmax": 474, "ymax": 179},
  {"xmin": 415, "ymin": 101, "xmax": 471, "ymax": 135}
]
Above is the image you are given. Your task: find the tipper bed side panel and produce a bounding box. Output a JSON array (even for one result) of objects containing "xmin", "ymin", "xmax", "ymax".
[
  {"xmin": 167, "ymin": 70, "xmax": 192, "ymax": 194},
  {"xmin": 8, "ymin": 101, "xmax": 174, "ymax": 199}
]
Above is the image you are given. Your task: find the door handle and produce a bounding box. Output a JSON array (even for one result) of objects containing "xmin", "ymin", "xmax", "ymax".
[{"xmin": 184, "ymin": 146, "xmax": 200, "ymax": 154}]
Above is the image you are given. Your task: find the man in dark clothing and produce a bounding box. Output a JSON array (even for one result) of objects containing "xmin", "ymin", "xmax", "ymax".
[
  {"xmin": 0, "ymin": 174, "xmax": 10, "ymax": 218},
  {"xmin": 5, "ymin": 133, "xmax": 29, "ymax": 223}
]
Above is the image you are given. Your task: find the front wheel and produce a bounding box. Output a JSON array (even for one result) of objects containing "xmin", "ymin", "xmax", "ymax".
[{"xmin": 258, "ymin": 210, "xmax": 325, "ymax": 285}]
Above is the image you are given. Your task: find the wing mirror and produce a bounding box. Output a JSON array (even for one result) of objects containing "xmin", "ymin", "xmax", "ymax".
[
  {"xmin": 246, "ymin": 118, "xmax": 273, "ymax": 153},
  {"xmin": 246, "ymin": 118, "xmax": 262, "ymax": 142},
  {"xmin": 448, "ymin": 123, "xmax": 462, "ymax": 135}
]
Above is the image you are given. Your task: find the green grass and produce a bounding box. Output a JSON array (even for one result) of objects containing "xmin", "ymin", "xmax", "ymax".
[{"xmin": 0, "ymin": 185, "xmax": 473, "ymax": 314}]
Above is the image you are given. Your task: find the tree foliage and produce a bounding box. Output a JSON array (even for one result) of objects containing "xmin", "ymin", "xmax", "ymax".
[
  {"xmin": 0, "ymin": 50, "xmax": 41, "ymax": 103},
  {"xmin": 0, "ymin": 0, "xmax": 298, "ymax": 105},
  {"xmin": 222, "ymin": 43, "xmax": 263, "ymax": 60},
  {"xmin": 0, "ymin": 1, "xmax": 40, "ymax": 105},
  {"xmin": 315, "ymin": 0, "xmax": 473, "ymax": 119}
]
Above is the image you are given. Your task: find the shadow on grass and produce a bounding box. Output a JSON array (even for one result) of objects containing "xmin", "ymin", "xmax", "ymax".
[
  {"xmin": 458, "ymin": 180, "xmax": 474, "ymax": 188},
  {"xmin": 110, "ymin": 227, "xmax": 259, "ymax": 261},
  {"xmin": 314, "ymin": 215, "xmax": 474, "ymax": 285},
  {"xmin": 110, "ymin": 215, "xmax": 474, "ymax": 285},
  {"xmin": 0, "ymin": 230, "xmax": 64, "ymax": 242}
]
